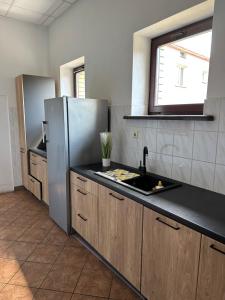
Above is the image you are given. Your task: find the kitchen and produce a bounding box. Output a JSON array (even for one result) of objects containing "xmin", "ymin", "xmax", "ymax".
[{"xmin": 0, "ymin": 0, "xmax": 225, "ymax": 299}]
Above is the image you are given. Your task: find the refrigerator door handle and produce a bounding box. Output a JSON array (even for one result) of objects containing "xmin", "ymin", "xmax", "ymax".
[{"xmin": 42, "ymin": 121, "xmax": 49, "ymax": 143}]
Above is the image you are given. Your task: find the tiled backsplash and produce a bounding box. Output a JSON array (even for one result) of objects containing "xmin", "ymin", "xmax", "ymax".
[{"xmin": 111, "ymin": 98, "xmax": 225, "ymax": 195}]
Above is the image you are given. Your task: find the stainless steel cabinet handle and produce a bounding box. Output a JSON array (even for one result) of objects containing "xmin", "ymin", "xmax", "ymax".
[
  {"xmin": 77, "ymin": 176, "xmax": 87, "ymax": 183},
  {"xmin": 156, "ymin": 217, "xmax": 180, "ymax": 231},
  {"xmin": 78, "ymin": 214, "xmax": 87, "ymax": 222},
  {"xmin": 77, "ymin": 189, "xmax": 87, "ymax": 196},
  {"xmin": 210, "ymin": 244, "xmax": 225, "ymax": 256},
  {"xmin": 109, "ymin": 192, "xmax": 124, "ymax": 201}
]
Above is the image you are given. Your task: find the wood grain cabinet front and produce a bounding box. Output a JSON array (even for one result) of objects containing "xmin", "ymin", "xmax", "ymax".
[
  {"xmin": 20, "ymin": 149, "xmax": 28, "ymax": 189},
  {"xmin": 141, "ymin": 208, "xmax": 201, "ymax": 300},
  {"xmin": 30, "ymin": 153, "xmax": 42, "ymax": 181},
  {"xmin": 98, "ymin": 185, "xmax": 143, "ymax": 290},
  {"xmin": 40, "ymin": 158, "xmax": 48, "ymax": 205},
  {"xmin": 28, "ymin": 175, "xmax": 41, "ymax": 200},
  {"xmin": 71, "ymin": 183, "xmax": 98, "ymax": 249},
  {"xmin": 196, "ymin": 235, "xmax": 225, "ymax": 300},
  {"xmin": 71, "ymin": 171, "xmax": 98, "ymax": 196}
]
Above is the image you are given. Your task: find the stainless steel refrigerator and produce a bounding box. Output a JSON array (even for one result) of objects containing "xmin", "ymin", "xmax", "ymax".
[{"xmin": 45, "ymin": 97, "xmax": 108, "ymax": 233}]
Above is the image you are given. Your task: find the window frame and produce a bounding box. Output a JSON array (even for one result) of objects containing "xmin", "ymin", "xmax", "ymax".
[
  {"xmin": 73, "ymin": 65, "xmax": 85, "ymax": 98},
  {"xmin": 149, "ymin": 17, "xmax": 213, "ymax": 115}
]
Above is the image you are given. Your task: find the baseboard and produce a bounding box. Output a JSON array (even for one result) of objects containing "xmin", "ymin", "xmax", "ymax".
[{"xmin": 14, "ymin": 185, "xmax": 25, "ymax": 191}]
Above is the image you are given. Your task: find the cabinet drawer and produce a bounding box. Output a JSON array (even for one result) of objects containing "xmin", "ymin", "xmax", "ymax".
[
  {"xmin": 30, "ymin": 153, "xmax": 42, "ymax": 181},
  {"xmin": 28, "ymin": 175, "xmax": 41, "ymax": 200},
  {"xmin": 70, "ymin": 171, "xmax": 98, "ymax": 196},
  {"xmin": 71, "ymin": 184, "xmax": 98, "ymax": 248},
  {"xmin": 30, "ymin": 152, "xmax": 39, "ymax": 163},
  {"xmin": 30, "ymin": 160, "xmax": 39, "ymax": 178}
]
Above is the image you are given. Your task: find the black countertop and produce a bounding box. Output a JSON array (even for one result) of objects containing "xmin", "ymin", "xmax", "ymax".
[
  {"xmin": 71, "ymin": 162, "xmax": 225, "ymax": 245},
  {"xmin": 29, "ymin": 148, "xmax": 47, "ymax": 159}
]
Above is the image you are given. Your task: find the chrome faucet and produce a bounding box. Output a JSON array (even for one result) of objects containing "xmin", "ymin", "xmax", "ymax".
[{"xmin": 139, "ymin": 146, "xmax": 148, "ymax": 174}]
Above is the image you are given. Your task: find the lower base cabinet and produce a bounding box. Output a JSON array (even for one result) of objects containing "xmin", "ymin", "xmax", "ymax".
[
  {"xmin": 71, "ymin": 182, "xmax": 98, "ymax": 249},
  {"xmin": 40, "ymin": 158, "xmax": 48, "ymax": 205},
  {"xmin": 28, "ymin": 175, "xmax": 41, "ymax": 200},
  {"xmin": 141, "ymin": 208, "xmax": 201, "ymax": 300},
  {"xmin": 196, "ymin": 235, "xmax": 225, "ymax": 300},
  {"xmin": 98, "ymin": 185, "xmax": 143, "ymax": 289}
]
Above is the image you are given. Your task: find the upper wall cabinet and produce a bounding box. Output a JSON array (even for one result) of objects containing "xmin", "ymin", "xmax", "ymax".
[
  {"xmin": 141, "ymin": 208, "xmax": 201, "ymax": 300},
  {"xmin": 98, "ymin": 185, "xmax": 143, "ymax": 289},
  {"xmin": 197, "ymin": 235, "xmax": 225, "ymax": 300}
]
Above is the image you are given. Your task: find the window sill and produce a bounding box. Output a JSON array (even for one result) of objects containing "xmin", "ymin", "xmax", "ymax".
[{"xmin": 123, "ymin": 115, "xmax": 214, "ymax": 121}]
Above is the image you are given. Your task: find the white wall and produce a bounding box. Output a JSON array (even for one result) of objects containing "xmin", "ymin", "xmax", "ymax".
[
  {"xmin": 0, "ymin": 17, "xmax": 49, "ymax": 186},
  {"xmin": 0, "ymin": 96, "xmax": 13, "ymax": 192},
  {"xmin": 207, "ymin": 0, "xmax": 225, "ymax": 98},
  {"xmin": 49, "ymin": 0, "xmax": 204, "ymax": 105}
]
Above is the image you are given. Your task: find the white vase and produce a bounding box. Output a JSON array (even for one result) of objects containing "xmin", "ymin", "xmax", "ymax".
[{"xmin": 102, "ymin": 158, "xmax": 111, "ymax": 167}]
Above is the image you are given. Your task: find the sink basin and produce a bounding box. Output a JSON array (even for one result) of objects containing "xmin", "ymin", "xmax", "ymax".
[{"xmin": 120, "ymin": 174, "xmax": 181, "ymax": 195}]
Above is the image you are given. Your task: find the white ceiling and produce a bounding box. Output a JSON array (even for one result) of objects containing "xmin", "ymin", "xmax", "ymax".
[{"xmin": 0, "ymin": 0, "xmax": 78, "ymax": 26}]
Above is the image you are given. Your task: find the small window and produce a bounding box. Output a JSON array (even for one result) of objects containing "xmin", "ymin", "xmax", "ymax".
[
  {"xmin": 73, "ymin": 65, "xmax": 85, "ymax": 98},
  {"xmin": 149, "ymin": 18, "xmax": 213, "ymax": 115}
]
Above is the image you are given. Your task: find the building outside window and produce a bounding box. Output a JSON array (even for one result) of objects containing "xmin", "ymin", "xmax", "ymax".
[{"xmin": 149, "ymin": 18, "xmax": 212, "ymax": 115}]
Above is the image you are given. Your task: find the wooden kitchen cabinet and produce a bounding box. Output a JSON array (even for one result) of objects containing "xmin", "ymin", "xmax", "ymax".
[
  {"xmin": 30, "ymin": 153, "xmax": 42, "ymax": 181},
  {"xmin": 141, "ymin": 208, "xmax": 201, "ymax": 300},
  {"xmin": 40, "ymin": 158, "xmax": 48, "ymax": 205},
  {"xmin": 28, "ymin": 175, "xmax": 41, "ymax": 200},
  {"xmin": 70, "ymin": 174, "xmax": 98, "ymax": 249},
  {"xmin": 98, "ymin": 185, "xmax": 143, "ymax": 289},
  {"xmin": 71, "ymin": 171, "xmax": 98, "ymax": 196},
  {"xmin": 196, "ymin": 235, "xmax": 225, "ymax": 300}
]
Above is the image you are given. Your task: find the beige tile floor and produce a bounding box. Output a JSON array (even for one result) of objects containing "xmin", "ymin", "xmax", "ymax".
[{"xmin": 0, "ymin": 190, "xmax": 141, "ymax": 300}]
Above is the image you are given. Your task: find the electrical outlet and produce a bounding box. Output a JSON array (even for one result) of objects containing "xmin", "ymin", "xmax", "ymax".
[{"xmin": 132, "ymin": 130, "xmax": 139, "ymax": 139}]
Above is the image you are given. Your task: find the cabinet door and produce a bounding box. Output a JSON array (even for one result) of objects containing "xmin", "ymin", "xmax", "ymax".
[
  {"xmin": 71, "ymin": 185, "xmax": 98, "ymax": 249},
  {"xmin": 197, "ymin": 235, "xmax": 225, "ymax": 300},
  {"xmin": 98, "ymin": 185, "xmax": 143, "ymax": 289},
  {"xmin": 141, "ymin": 208, "xmax": 201, "ymax": 300},
  {"xmin": 20, "ymin": 149, "xmax": 28, "ymax": 189},
  {"xmin": 16, "ymin": 75, "xmax": 26, "ymax": 149},
  {"xmin": 41, "ymin": 159, "xmax": 48, "ymax": 205}
]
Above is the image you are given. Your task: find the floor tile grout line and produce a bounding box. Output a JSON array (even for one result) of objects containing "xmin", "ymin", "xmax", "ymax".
[{"xmin": 72, "ymin": 250, "xmax": 89, "ymax": 294}]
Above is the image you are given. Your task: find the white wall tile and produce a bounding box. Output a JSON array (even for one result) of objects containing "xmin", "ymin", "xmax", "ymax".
[
  {"xmin": 216, "ymin": 132, "xmax": 225, "ymax": 165},
  {"xmin": 193, "ymin": 131, "xmax": 217, "ymax": 163},
  {"xmin": 172, "ymin": 157, "xmax": 192, "ymax": 183},
  {"xmin": 191, "ymin": 160, "xmax": 215, "ymax": 190},
  {"xmin": 173, "ymin": 130, "xmax": 193, "ymax": 159},
  {"xmin": 142, "ymin": 127, "xmax": 157, "ymax": 153},
  {"xmin": 156, "ymin": 129, "xmax": 174, "ymax": 155},
  {"xmin": 214, "ymin": 164, "xmax": 225, "ymax": 195},
  {"xmin": 195, "ymin": 99, "xmax": 221, "ymax": 131},
  {"xmin": 219, "ymin": 99, "xmax": 225, "ymax": 132},
  {"xmin": 158, "ymin": 120, "xmax": 194, "ymax": 131},
  {"xmin": 150, "ymin": 153, "xmax": 172, "ymax": 178}
]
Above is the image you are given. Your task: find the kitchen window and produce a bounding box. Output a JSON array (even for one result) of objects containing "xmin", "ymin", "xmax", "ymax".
[
  {"xmin": 73, "ymin": 65, "xmax": 85, "ymax": 98},
  {"xmin": 149, "ymin": 17, "xmax": 213, "ymax": 115}
]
